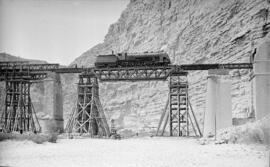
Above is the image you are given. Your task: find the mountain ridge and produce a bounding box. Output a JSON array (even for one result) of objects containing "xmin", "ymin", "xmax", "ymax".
[{"xmin": 0, "ymin": 52, "xmax": 48, "ymax": 64}]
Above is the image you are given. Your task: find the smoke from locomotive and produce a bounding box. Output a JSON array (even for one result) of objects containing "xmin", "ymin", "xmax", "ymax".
[{"xmin": 94, "ymin": 52, "xmax": 171, "ymax": 68}]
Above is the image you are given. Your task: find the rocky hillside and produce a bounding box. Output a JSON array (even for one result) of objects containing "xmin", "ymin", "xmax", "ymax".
[
  {"xmin": 0, "ymin": 52, "xmax": 47, "ymax": 64},
  {"xmin": 69, "ymin": 0, "xmax": 270, "ymax": 135}
]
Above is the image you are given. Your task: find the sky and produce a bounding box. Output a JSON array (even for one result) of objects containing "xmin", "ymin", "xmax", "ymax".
[{"xmin": 0, "ymin": 0, "xmax": 129, "ymax": 65}]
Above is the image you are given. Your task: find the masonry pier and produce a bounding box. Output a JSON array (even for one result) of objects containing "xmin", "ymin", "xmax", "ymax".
[
  {"xmin": 203, "ymin": 70, "xmax": 232, "ymax": 137},
  {"xmin": 253, "ymin": 41, "xmax": 270, "ymax": 120},
  {"xmin": 41, "ymin": 72, "xmax": 63, "ymax": 133}
]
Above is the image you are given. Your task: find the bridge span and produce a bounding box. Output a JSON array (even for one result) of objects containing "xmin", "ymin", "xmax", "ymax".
[
  {"xmin": 0, "ymin": 61, "xmax": 254, "ymax": 137},
  {"xmin": 0, "ymin": 62, "xmax": 252, "ymax": 81}
]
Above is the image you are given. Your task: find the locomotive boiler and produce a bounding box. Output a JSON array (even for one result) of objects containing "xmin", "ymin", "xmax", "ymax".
[{"xmin": 94, "ymin": 51, "xmax": 171, "ymax": 68}]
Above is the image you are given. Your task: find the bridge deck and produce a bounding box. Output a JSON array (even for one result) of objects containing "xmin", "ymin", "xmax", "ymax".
[{"xmin": 0, "ymin": 62, "xmax": 252, "ymax": 81}]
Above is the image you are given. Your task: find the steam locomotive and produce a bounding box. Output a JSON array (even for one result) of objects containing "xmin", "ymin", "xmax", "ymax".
[{"xmin": 94, "ymin": 51, "xmax": 171, "ymax": 68}]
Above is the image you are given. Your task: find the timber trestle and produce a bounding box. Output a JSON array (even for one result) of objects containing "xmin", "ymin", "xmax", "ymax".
[
  {"xmin": 0, "ymin": 79, "xmax": 41, "ymax": 133},
  {"xmin": 65, "ymin": 73, "xmax": 110, "ymax": 137},
  {"xmin": 156, "ymin": 73, "xmax": 202, "ymax": 137}
]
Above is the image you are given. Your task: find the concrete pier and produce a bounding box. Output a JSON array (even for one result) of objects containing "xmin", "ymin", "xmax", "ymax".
[
  {"xmin": 204, "ymin": 73, "xmax": 232, "ymax": 137},
  {"xmin": 41, "ymin": 72, "xmax": 63, "ymax": 133},
  {"xmin": 216, "ymin": 81, "xmax": 232, "ymax": 131},
  {"xmin": 253, "ymin": 41, "xmax": 270, "ymax": 120}
]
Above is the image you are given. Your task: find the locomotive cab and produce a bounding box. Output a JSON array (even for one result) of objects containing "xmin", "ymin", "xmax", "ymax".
[
  {"xmin": 116, "ymin": 53, "xmax": 127, "ymax": 61},
  {"xmin": 154, "ymin": 52, "xmax": 170, "ymax": 65},
  {"xmin": 160, "ymin": 53, "xmax": 171, "ymax": 64}
]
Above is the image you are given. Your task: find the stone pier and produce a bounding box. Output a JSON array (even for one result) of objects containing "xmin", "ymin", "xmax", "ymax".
[
  {"xmin": 253, "ymin": 41, "xmax": 270, "ymax": 120},
  {"xmin": 203, "ymin": 70, "xmax": 232, "ymax": 137},
  {"xmin": 40, "ymin": 72, "xmax": 64, "ymax": 133}
]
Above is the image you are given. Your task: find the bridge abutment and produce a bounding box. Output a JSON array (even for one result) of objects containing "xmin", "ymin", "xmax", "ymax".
[
  {"xmin": 253, "ymin": 41, "xmax": 270, "ymax": 120},
  {"xmin": 41, "ymin": 72, "xmax": 63, "ymax": 133}
]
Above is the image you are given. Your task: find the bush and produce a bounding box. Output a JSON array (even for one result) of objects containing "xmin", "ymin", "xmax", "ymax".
[{"xmin": 217, "ymin": 115, "xmax": 270, "ymax": 145}]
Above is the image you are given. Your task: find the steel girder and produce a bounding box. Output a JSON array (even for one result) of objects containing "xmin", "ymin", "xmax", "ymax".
[{"xmin": 92, "ymin": 66, "xmax": 174, "ymax": 81}]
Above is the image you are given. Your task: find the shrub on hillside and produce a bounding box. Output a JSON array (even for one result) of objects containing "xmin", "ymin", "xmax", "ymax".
[{"xmin": 217, "ymin": 115, "xmax": 270, "ymax": 145}]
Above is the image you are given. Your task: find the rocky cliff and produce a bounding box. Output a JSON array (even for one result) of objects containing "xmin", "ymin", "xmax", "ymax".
[{"xmin": 69, "ymin": 0, "xmax": 270, "ymax": 136}]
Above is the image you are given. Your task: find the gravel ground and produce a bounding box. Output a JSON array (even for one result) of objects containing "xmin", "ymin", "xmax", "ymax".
[{"xmin": 0, "ymin": 137, "xmax": 268, "ymax": 167}]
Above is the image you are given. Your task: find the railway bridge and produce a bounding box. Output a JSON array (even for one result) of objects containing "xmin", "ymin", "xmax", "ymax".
[{"xmin": 0, "ymin": 42, "xmax": 269, "ymax": 138}]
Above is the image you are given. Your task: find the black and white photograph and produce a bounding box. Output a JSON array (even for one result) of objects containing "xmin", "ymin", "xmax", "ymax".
[{"xmin": 0, "ymin": 0, "xmax": 269, "ymax": 166}]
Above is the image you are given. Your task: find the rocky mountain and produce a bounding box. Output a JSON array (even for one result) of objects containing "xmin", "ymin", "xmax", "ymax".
[{"xmin": 70, "ymin": 0, "xmax": 270, "ymax": 136}]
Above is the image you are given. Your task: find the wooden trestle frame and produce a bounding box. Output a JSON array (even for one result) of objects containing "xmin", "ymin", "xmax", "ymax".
[
  {"xmin": 66, "ymin": 74, "xmax": 110, "ymax": 137},
  {"xmin": 156, "ymin": 74, "xmax": 202, "ymax": 137},
  {"xmin": 0, "ymin": 79, "xmax": 41, "ymax": 133}
]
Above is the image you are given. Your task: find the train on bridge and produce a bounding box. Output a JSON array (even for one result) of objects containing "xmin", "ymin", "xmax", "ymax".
[{"xmin": 94, "ymin": 51, "xmax": 171, "ymax": 68}]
